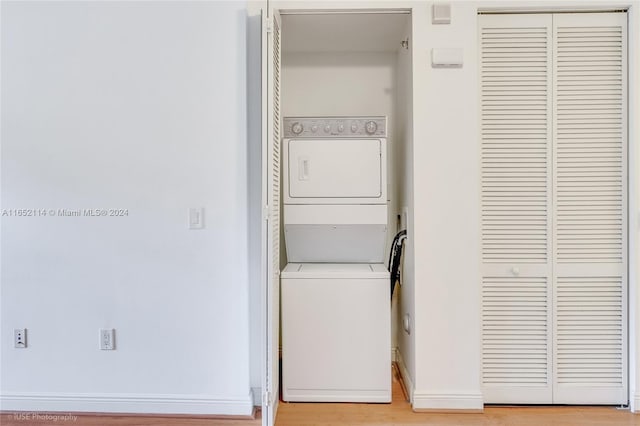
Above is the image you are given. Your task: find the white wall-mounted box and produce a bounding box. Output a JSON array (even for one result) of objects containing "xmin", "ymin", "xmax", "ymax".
[
  {"xmin": 431, "ymin": 48, "xmax": 463, "ymax": 68},
  {"xmin": 432, "ymin": 4, "xmax": 451, "ymax": 24}
]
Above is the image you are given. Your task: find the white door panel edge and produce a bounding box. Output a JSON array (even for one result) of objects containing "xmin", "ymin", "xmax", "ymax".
[{"xmin": 261, "ymin": 6, "xmax": 281, "ymax": 426}]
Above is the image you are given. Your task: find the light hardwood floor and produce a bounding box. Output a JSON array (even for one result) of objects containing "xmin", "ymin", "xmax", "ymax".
[
  {"xmin": 275, "ymin": 365, "xmax": 639, "ymax": 426},
  {"xmin": 1, "ymin": 412, "xmax": 260, "ymax": 426},
  {"xmin": 3, "ymin": 366, "xmax": 639, "ymax": 425}
]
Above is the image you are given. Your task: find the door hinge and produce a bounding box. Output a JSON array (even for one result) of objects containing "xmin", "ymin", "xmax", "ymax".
[
  {"xmin": 262, "ymin": 391, "xmax": 272, "ymax": 406},
  {"xmin": 265, "ymin": 20, "xmax": 273, "ymax": 34},
  {"xmin": 263, "ymin": 205, "xmax": 270, "ymax": 221}
]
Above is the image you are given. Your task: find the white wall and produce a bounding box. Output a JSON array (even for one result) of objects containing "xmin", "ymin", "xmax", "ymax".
[
  {"xmin": 410, "ymin": 1, "xmax": 483, "ymax": 410},
  {"xmin": 282, "ymin": 52, "xmax": 397, "ymax": 118},
  {"xmin": 0, "ymin": 1, "xmax": 253, "ymax": 415},
  {"xmin": 395, "ymin": 17, "xmax": 416, "ymax": 402},
  {"xmin": 246, "ymin": 3, "xmax": 264, "ymax": 405}
]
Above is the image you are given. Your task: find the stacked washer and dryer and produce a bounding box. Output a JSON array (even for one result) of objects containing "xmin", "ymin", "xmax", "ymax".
[{"xmin": 281, "ymin": 116, "xmax": 391, "ymax": 403}]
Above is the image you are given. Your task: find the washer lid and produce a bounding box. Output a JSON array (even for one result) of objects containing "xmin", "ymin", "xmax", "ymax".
[{"xmin": 281, "ymin": 263, "xmax": 389, "ymax": 279}]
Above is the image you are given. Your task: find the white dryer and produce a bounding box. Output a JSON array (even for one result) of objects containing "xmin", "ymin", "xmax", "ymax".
[{"xmin": 282, "ymin": 116, "xmax": 388, "ymax": 263}]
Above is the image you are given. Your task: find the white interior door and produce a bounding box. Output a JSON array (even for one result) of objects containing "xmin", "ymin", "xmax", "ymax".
[
  {"xmin": 480, "ymin": 11, "xmax": 628, "ymax": 405},
  {"xmin": 551, "ymin": 12, "xmax": 627, "ymax": 404},
  {"xmin": 480, "ymin": 13, "xmax": 554, "ymax": 404},
  {"xmin": 261, "ymin": 7, "xmax": 281, "ymax": 426}
]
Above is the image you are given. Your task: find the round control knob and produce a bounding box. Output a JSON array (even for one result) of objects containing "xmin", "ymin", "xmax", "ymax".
[
  {"xmin": 351, "ymin": 123, "xmax": 358, "ymax": 133},
  {"xmin": 337, "ymin": 123, "xmax": 345, "ymax": 133},
  {"xmin": 365, "ymin": 120, "xmax": 378, "ymax": 135},
  {"xmin": 310, "ymin": 124, "xmax": 318, "ymax": 133},
  {"xmin": 291, "ymin": 122, "xmax": 303, "ymax": 135},
  {"xmin": 324, "ymin": 124, "xmax": 331, "ymax": 133}
]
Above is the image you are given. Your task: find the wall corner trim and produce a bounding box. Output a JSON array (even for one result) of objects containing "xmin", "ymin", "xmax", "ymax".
[
  {"xmin": 396, "ymin": 349, "xmax": 414, "ymax": 404},
  {"xmin": 0, "ymin": 392, "xmax": 254, "ymax": 416},
  {"xmin": 411, "ymin": 392, "xmax": 484, "ymax": 412},
  {"xmin": 251, "ymin": 387, "xmax": 262, "ymax": 407},
  {"xmin": 632, "ymin": 394, "xmax": 640, "ymax": 413}
]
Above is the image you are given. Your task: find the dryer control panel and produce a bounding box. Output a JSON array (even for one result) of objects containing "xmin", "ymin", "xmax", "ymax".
[{"xmin": 284, "ymin": 116, "xmax": 387, "ymax": 138}]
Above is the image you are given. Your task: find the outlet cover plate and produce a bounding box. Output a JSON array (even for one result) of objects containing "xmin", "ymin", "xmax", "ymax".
[{"xmin": 14, "ymin": 328, "xmax": 27, "ymax": 348}]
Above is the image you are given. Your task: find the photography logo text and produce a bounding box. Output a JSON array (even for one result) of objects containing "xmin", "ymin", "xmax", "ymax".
[{"xmin": 10, "ymin": 412, "xmax": 78, "ymax": 422}]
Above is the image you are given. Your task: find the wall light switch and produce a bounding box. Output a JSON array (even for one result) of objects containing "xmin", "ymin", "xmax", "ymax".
[
  {"xmin": 99, "ymin": 328, "xmax": 115, "ymax": 350},
  {"xmin": 189, "ymin": 207, "xmax": 205, "ymax": 230}
]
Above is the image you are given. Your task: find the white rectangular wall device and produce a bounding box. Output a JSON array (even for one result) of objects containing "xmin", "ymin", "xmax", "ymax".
[
  {"xmin": 432, "ymin": 4, "xmax": 451, "ymax": 24},
  {"xmin": 431, "ymin": 48, "xmax": 463, "ymax": 67}
]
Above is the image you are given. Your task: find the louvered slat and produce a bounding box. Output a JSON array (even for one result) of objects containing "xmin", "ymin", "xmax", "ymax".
[
  {"xmin": 272, "ymin": 16, "xmax": 281, "ymax": 272},
  {"xmin": 483, "ymin": 277, "xmax": 549, "ymax": 385},
  {"xmin": 481, "ymin": 18, "xmax": 551, "ymax": 264},
  {"xmin": 555, "ymin": 277, "xmax": 623, "ymax": 385},
  {"xmin": 554, "ymin": 19, "xmax": 625, "ymax": 264}
]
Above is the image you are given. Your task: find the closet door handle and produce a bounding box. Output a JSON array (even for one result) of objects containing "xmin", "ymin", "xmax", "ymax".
[{"xmin": 511, "ymin": 267, "xmax": 520, "ymax": 276}]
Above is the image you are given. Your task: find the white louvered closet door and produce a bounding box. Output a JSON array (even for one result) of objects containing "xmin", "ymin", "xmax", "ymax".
[
  {"xmin": 552, "ymin": 12, "xmax": 627, "ymax": 404},
  {"xmin": 480, "ymin": 12, "xmax": 628, "ymax": 405},
  {"xmin": 480, "ymin": 13, "xmax": 554, "ymax": 404},
  {"xmin": 262, "ymin": 8, "xmax": 281, "ymax": 426}
]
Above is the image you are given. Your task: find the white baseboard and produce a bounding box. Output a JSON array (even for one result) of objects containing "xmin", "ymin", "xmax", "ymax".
[
  {"xmin": 632, "ymin": 394, "xmax": 640, "ymax": 413},
  {"xmin": 412, "ymin": 392, "xmax": 484, "ymax": 412},
  {"xmin": 0, "ymin": 392, "xmax": 254, "ymax": 416},
  {"xmin": 251, "ymin": 387, "xmax": 262, "ymax": 406},
  {"xmin": 395, "ymin": 349, "xmax": 414, "ymax": 403}
]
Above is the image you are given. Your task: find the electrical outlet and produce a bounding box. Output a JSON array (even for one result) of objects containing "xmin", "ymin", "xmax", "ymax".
[
  {"xmin": 14, "ymin": 328, "xmax": 27, "ymax": 348},
  {"xmin": 99, "ymin": 328, "xmax": 115, "ymax": 350}
]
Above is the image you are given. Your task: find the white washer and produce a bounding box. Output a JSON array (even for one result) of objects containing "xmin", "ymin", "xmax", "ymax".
[{"xmin": 281, "ymin": 263, "xmax": 391, "ymax": 402}]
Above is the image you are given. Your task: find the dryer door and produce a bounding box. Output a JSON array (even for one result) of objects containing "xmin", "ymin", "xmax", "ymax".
[{"xmin": 288, "ymin": 139, "xmax": 383, "ymax": 199}]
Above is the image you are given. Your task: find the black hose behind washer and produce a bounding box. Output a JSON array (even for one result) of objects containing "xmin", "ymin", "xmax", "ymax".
[{"xmin": 388, "ymin": 230, "xmax": 407, "ymax": 298}]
